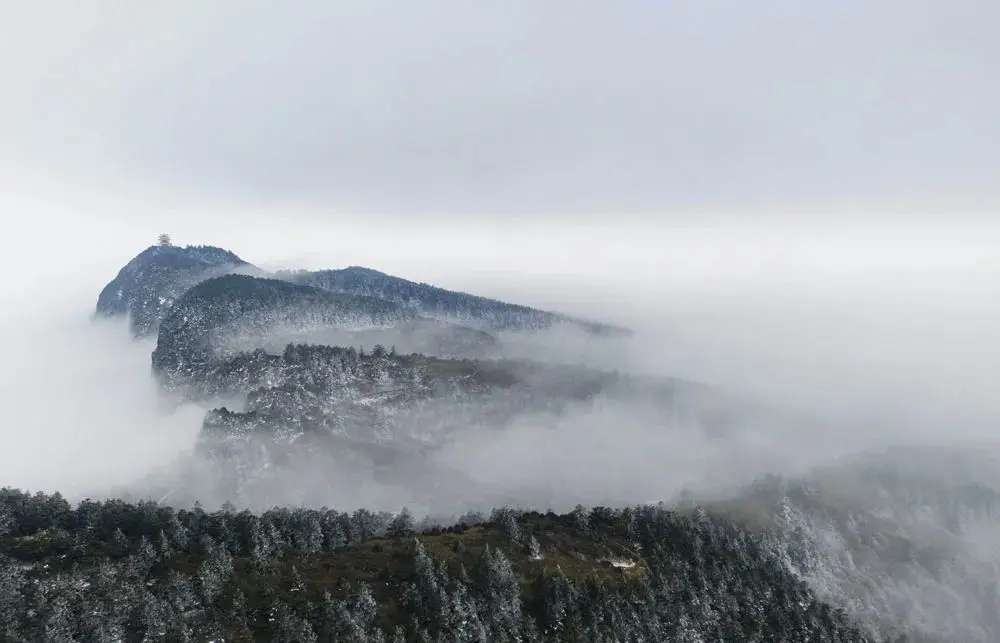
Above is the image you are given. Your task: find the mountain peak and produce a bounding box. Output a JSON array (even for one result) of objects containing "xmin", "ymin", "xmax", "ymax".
[{"xmin": 95, "ymin": 244, "xmax": 253, "ymax": 337}]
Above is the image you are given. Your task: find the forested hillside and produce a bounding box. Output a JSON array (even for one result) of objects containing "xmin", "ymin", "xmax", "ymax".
[
  {"xmin": 0, "ymin": 489, "xmax": 876, "ymax": 642},
  {"xmin": 284, "ymin": 267, "xmax": 629, "ymax": 335}
]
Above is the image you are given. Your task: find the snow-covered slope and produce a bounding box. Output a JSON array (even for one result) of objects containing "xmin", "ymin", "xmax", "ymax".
[
  {"xmin": 705, "ymin": 446, "xmax": 1000, "ymax": 642},
  {"xmin": 95, "ymin": 244, "xmax": 257, "ymax": 337}
]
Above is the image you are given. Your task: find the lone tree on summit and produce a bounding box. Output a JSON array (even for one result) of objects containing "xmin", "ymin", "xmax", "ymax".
[{"xmin": 158, "ymin": 233, "xmax": 172, "ymax": 246}]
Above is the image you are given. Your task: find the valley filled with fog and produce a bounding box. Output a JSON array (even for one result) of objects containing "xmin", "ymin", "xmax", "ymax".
[{"xmin": 10, "ymin": 238, "xmax": 1000, "ymax": 508}]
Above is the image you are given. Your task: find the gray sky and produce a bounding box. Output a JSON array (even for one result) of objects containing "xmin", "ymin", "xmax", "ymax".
[
  {"xmin": 1, "ymin": 0, "xmax": 998, "ymax": 222},
  {"xmin": 2, "ymin": 0, "xmax": 999, "ymax": 296}
]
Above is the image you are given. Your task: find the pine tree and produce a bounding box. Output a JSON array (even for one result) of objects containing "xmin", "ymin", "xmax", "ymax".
[
  {"xmin": 166, "ymin": 570, "xmax": 200, "ymax": 618},
  {"xmin": 168, "ymin": 513, "xmax": 190, "ymax": 551},
  {"xmin": 0, "ymin": 504, "xmax": 12, "ymax": 537},
  {"xmin": 0, "ymin": 556, "xmax": 27, "ymax": 641},
  {"xmin": 319, "ymin": 584, "xmax": 386, "ymax": 642},
  {"xmin": 135, "ymin": 535, "xmax": 158, "ymax": 576},
  {"xmin": 387, "ymin": 508, "xmax": 415, "ymax": 538},
  {"xmin": 250, "ymin": 516, "xmax": 274, "ymax": 572},
  {"xmin": 139, "ymin": 593, "xmax": 172, "ymax": 642},
  {"xmin": 479, "ymin": 546, "xmax": 521, "ymax": 636},
  {"xmin": 111, "ymin": 527, "xmax": 129, "ymax": 555},
  {"xmin": 571, "ymin": 504, "xmax": 590, "ymax": 533},
  {"xmin": 405, "ymin": 539, "xmax": 441, "ymax": 629},
  {"xmin": 322, "ymin": 512, "xmax": 348, "ymax": 552},
  {"xmin": 157, "ymin": 529, "xmax": 173, "ymax": 560},
  {"xmin": 42, "ymin": 596, "xmax": 77, "ymax": 642},
  {"xmin": 198, "ymin": 537, "xmax": 233, "ymax": 605},
  {"xmin": 289, "ymin": 564, "xmax": 306, "ymax": 594},
  {"xmin": 271, "ymin": 600, "xmax": 319, "ymax": 643},
  {"xmin": 492, "ymin": 508, "xmax": 521, "ymax": 543},
  {"xmin": 295, "ymin": 511, "xmax": 324, "ymax": 553},
  {"xmin": 352, "ymin": 583, "xmax": 384, "ymax": 642},
  {"xmin": 441, "ymin": 579, "xmax": 489, "ymax": 642},
  {"xmin": 527, "ymin": 534, "xmax": 543, "ymax": 560}
]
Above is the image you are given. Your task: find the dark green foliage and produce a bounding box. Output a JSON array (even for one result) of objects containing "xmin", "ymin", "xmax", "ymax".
[{"xmin": 0, "ymin": 488, "xmax": 878, "ymax": 642}]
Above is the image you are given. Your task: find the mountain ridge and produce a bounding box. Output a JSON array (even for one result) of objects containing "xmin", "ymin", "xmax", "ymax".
[
  {"xmin": 96, "ymin": 243, "xmax": 629, "ymax": 341},
  {"xmin": 281, "ymin": 266, "xmax": 630, "ymax": 336}
]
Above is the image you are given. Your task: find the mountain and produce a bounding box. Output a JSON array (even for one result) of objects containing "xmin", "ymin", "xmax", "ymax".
[
  {"xmin": 189, "ymin": 347, "xmax": 632, "ymax": 508},
  {"xmin": 151, "ymin": 274, "xmax": 496, "ymax": 396},
  {"xmin": 284, "ymin": 266, "xmax": 630, "ymax": 336},
  {"xmin": 95, "ymin": 244, "xmax": 255, "ymax": 337},
  {"xmin": 131, "ymin": 259, "xmax": 767, "ymax": 513},
  {"xmin": 79, "ymin": 241, "xmax": 932, "ymax": 640},
  {"xmin": 156, "ymin": 336, "xmax": 804, "ymax": 515},
  {"xmin": 128, "ymin": 249, "xmax": 797, "ymax": 515},
  {"xmin": 96, "ymin": 244, "xmax": 629, "ymax": 343}
]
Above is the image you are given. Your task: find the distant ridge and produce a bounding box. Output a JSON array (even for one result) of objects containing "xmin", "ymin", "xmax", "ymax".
[
  {"xmin": 283, "ymin": 266, "xmax": 630, "ymax": 336},
  {"xmin": 96, "ymin": 243, "xmax": 629, "ymax": 339}
]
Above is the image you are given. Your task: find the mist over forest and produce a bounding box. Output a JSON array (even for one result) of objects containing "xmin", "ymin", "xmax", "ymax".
[
  {"xmin": 7, "ymin": 233, "xmax": 1000, "ymax": 511},
  {"xmin": 0, "ymin": 228, "xmax": 997, "ymax": 640}
]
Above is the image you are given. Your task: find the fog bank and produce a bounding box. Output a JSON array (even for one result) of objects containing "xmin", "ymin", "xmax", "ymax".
[{"xmin": 1, "ymin": 217, "xmax": 998, "ymax": 511}]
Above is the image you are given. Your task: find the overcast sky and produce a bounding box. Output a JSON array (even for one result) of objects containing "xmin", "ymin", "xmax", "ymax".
[
  {"xmin": 0, "ymin": 0, "xmax": 998, "ymax": 292},
  {"xmin": 2, "ymin": 0, "xmax": 998, "ymax": 217}
]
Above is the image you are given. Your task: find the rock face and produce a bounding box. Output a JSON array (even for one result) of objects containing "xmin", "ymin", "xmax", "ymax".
[{"xmin": 95, "ymin": 244, "xmax": 253, "ymax": 337}]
